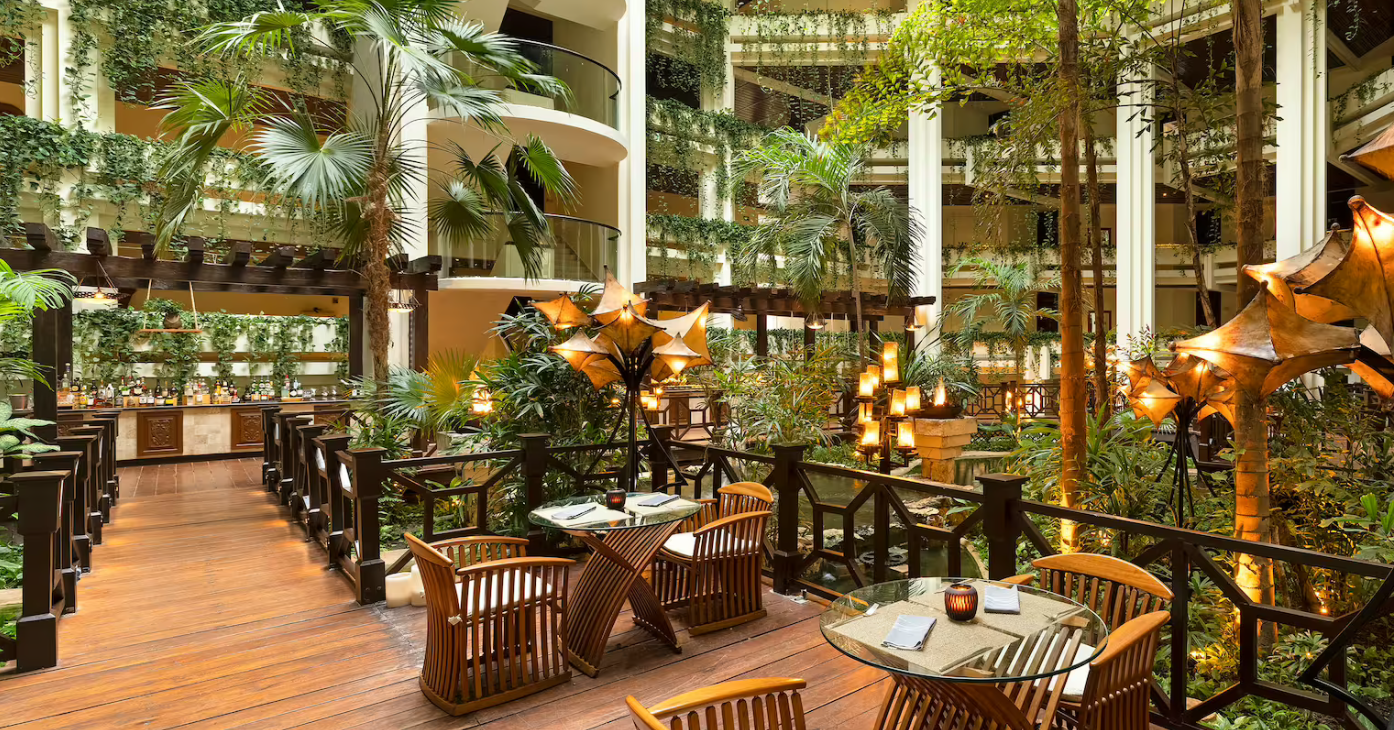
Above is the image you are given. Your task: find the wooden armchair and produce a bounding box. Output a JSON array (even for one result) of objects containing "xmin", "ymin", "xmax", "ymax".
[
  {"xmin": 653, "ymin": 510, "xmax": 772, "ymax": 635},
  {"xmin": 879, "ymin": 678, "xmax": 1036, "ymax": 730},
  {"xmin": 1003, "ymin": 553, "xmax": 1172, "ymax": 630},
  {"xmin": 681, "ymin": 482, "xmax": 774, "ymax": 532},
  {"xmin": 1054, "ymin": 611, "xmax": 1170, "ymax": 730},
  {"xmin": 405, "ymin": 533, "xmax": 574, "ymax": 716},
  {"xmin": 627, "ymin": 677, "xmax": 808, "ymax": 730}
]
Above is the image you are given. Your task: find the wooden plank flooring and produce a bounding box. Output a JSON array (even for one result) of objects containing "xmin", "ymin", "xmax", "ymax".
[{"xmin": 0, "ymin": 458, "xmax": 890, "ymax": 729}]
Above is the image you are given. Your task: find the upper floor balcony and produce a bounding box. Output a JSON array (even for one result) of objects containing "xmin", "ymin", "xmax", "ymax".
[
  {"xmin": 431, "ymin": 39, "xmax": 628, "ymax": 167},
  {"xmin": 432, "ymin": 212, "xmax": 620, "ymax": 288}
]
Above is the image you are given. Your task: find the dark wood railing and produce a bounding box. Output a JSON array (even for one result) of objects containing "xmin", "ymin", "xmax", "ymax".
[
  {"xmin": 1, "ymin": 412, "xmax": 119, "ymax": 671},
  {"xmin": 682, "ymin": 444, "xmax": 1394, "ymax": 730}
]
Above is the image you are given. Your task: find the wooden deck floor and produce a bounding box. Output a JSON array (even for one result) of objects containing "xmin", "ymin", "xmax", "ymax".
[{"xmin": 0, "ymin": 458, "xmax": 890, "ymax": 729}]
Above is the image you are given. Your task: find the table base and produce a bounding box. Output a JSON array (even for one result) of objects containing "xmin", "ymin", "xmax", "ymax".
[{"xmin": 564, "ymin": 523, "xmax": 684, "ymax": 677}]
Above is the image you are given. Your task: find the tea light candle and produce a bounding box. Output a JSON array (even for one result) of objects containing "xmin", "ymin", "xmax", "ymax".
[
  {"xmin": 944, "ymin": 582, "xmax": 979, "ymax": 622},
  {"xmin": 605, "ymin": 489, "xmax": 627, "ymax": 511},
  {"xmin": 386, "ymin": 573, "xmax": 414, "ymax": 608}
]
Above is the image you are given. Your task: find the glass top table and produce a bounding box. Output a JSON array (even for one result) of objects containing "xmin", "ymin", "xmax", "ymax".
[
  {"xmin": 527, "ymin": 492, "xmax": 702, "ymax": 532},
  {"xmin": 821, "ymin": 577, "xmax": 1109, "ymax": 684}
]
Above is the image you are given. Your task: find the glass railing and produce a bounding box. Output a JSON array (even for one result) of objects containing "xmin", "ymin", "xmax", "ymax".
[
  {"xmin": 448, "ymin": 40, "xmax": 621, "ymax": 130},
  {"xmin": 434, "ymin": 213, "xmax": 620, "ymax": 282}
]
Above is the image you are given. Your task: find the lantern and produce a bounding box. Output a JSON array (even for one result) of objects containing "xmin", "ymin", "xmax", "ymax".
[
  {"xmin": 858, "ymin": 421, "xmax": 881, "ymax": 453},
  {"xmin": 896, "ymin": 420, "xmax": 916, "ymax": 451},
  {"xmin": 805, "ymin": 311, "xmax": 826, "ymax": 330},
  {"xmin": 905, "ymin": 386, "xmax": 921, "ymax": 414},
  {"xmin": 944, "ymin": 582, "xmax": 979, "ymax": 622},
  {"xmin": 889, "ymin": 389, "xmax": 907, "ymax": 417},
  {"xmin": 858, "ymin": 372, "xmax": 876, "ymax": 398},
  {"xmin": 881, "ymin": 342, "xmax": 899, "ymax": 384}
]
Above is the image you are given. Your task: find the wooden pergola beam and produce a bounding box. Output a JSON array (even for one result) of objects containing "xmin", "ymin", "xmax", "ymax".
[
  {"xmin": 85, "ymin": 227, "xmax": 110, "ymax": 256},
  {"xmin": 23, "ymin": 223, "xmax": 54, "ymax": 252},
  {"xmin": 0, "ymin": 249, "xmax": 438, "ymax": 292}
]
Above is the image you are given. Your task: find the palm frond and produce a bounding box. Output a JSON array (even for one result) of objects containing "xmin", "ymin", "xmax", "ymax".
[
  {"xmin": 196, "ymin": 10, "xmax": 319, "ymax": 57},
  {"xmin": 429, "ymin": 181, "xmax": 492, "ymax": 243},
  {"xmin": 252, "ymin": 114, "xmax": 373, "ymax": 209},
  {"xmin": 513, "ymin": 135, "xmax": 577, "ymax": 208}
]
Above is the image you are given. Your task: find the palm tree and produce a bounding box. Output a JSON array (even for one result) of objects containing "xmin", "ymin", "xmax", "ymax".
[
  {"xmin": 730, "ymin": 129, "xmax": 923, "ymax": 358},
  {"xmin": 945, "ymin": 258, "xmax": 1055, "ymax": 379},
  {"xmin": 154, "ymin": 0, "xmax": 577, "ymax": 378}
]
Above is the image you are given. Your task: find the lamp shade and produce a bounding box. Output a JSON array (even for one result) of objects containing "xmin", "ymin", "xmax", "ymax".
[
  {"xmin": 859, "ymin": 372, "xmax": 875, "ymax": 397},
  {"xmin": 882, "ymin": 342, "xmax": 900, "ymax": 383},
  {"xmin": 1131, "ymin": 379, "xmax": 1182, "ymax": 427},
  {"xmin": 889, "ymin": 389, "xmax": 907, "ymax": 416},
  {"xmin": 534, "ymin": 294, "xmax": 593, "ymax": 330},
  {"xmin": 905, "ymin": 386, "xmax": 921, "ymax": 413},
  {"xmin": 866, "ymin": 365, "xmax": 881, "ymax": 389},
  {"xmin": 591, "ymin": 270, "xmax": 649, "ymax": 325},
  {"xmin": 653, "ymin": 337, "xmax": 701, "ymax": 378},
  {"xmin": 859, "ymin": 420, "xmax": 880, "ymax": 451},
  {"xmin": 896, "ymin": 420, "xmax": 915, "ymax": 450},
  {"xmin": 1349, "ymin": 328, "xmax": 1394, "ymax": 399},
  {"xmin": 599, "ymin": 303, "xmax": 661, "ymax": 355},
  {"xmin": 1243, "ymin": 226, "xmax": 1356, "ymax": 323},
  {"xmin": 551, "ymin": 331, "xmax": 609, "ymax": 370},
  {"xmin": 1299, "ymin": 197, "xmax": 1394, "ymax": 350},
  {"xmin": 1163, "ymin": 353, "xmax": 1229, "ymax": 402}
]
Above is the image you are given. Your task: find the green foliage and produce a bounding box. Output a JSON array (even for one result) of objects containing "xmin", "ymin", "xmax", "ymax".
[
  {"xmin": 945, "ymin": 257, "xmax": 1057, "ymax": 376},
  {"xmin": 646, "ymin": 214, "xmax": 752, "ymax": 280},
  {"xmin": 900, "ymin": 349, "xmax": 980, "ymax": 404},
  {"xmin": 0, "ymin": 260, "xmax": 75, "ymax": 389},
  {"xmin": 647, "ymin": 97, "xmax": 767, "ymax": 209},
  {"xmin": 141, "ymin": 299, "xmax": 202, "ymax": 388},
  {"xmin": 372, "ymin": 350, "xmax": 479, "ymax": 433},
  {"xmin": 645, "ymin": 0, "xmax": 731, "ymax": 93},
  {"xmin": 710, "ymin": 348, "xmax": 844, "ymax": 450}
]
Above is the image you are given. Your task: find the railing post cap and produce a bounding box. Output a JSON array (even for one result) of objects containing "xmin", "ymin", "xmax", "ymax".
[
  {"xmin": 519, "ymin": 433, "xmax": 551, "ymax": 440},
  {"xmin": 772, "ymin": 442, "xmax": 808, "ymax": 456},
  {"xmin": 977, "ymin": 473, "xmax": 1028, "ymax": 491}
]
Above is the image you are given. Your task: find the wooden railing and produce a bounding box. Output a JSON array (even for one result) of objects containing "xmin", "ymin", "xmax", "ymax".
[
  {"xmin": 683, "ymin": 444, "xmax": 1394, "ymax": 730},
  {"xmin": 1, "ymin": 412, "xmax": 119, "ymax": 671}
]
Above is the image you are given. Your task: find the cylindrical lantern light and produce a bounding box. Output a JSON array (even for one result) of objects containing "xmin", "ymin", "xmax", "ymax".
[
  {"xmin": 944, "ymin": 582, "xmax": 979, "ymax": 622},
  {"xmin": 866, "ymin": 365, "xmax": 881, "ymax": 389},
  {"xmin": 889, "ymin": 389, "xmax": 907, "ymax": 417},
  {"xmin": 881, "ymin": 342, "xmax": 899, "ymax": 383},
  {"xmin": 859, "ymin": 420, "xmax": 881, "ymax": 452},
  {"xmin": 858, "ymin": 401, "xmax": 875, "ymax": 424},
  {"xmin": 386, "ymin": 573, "xmax": 414, "ymax": 608},
  {"xmin": 896, "ymin": 420, "xmax": 915, "ymax": 451},
  {"xmin": 905, "ymin": 386, "xmax": 921, "ymax": 414},
  {"xmin": 605, "ymin": 489, "xmax": 627, "ymax": 511},
  {"xmin": 859, "ymin": 372, "xmax": 876, "ymax": 398}
]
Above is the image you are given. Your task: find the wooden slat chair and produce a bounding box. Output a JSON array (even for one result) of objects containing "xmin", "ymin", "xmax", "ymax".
[
  {"xmin": 680, "ymin": 482, "xmax": 774, "ymax": 532},
  {"xmin": 1053, "ymin": 611, "xmax": 1170, "ymax": 730},
  {"xmin": 405, "ymin": 533, "xmax": 574, "ymax": 716},
  {"xmin": 626, "ymin": 677, "xmax": 808, "ymax": 730},
  {"xmin": 1003, "ymin": 553, "xmax": 1172, "ymax": 702},
  {"xmin": 652, "ymin": 509, "xmax": 772, "ymax": 635},
  {"xmin": 878, "ymin": 677, "xmax": 1036, "ymax": 730}
]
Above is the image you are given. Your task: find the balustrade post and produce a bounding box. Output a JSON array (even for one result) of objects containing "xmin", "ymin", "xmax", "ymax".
[
  {"xmin": 345, "ymin": 447, "xmax": 387, "ymax": 604},
  {"xmin": 649, "ymin": 425, "xmax": 673, "ymax": 493},
  {"xmin": 88, "ymin": 414, "xmax": 119, "ymax": 516},
  {"xmin": 12, "ymin": 470, "xmax": 66, "ymax": 671},
  {"xmin": 770, "ymin": 442, "xmax": 806, "ymax": 595},
  {"xmin": 261, "ymin": 405, "xmax": 283, "ymax": 490},
  {"xmin": 519, "ymin": 433, "xmax": 551, "ymax": 556},
  {"xmin": 316, "ymin": 433, "xmax": 353, "ymax": 569},
  {"xmin": 70, "ymin": 426, "xmax": 105, "ymax": 547},
  {"xmin": 298, "ymin": 423, "xmax": 328, "ymax": 534},
  {"xmin": 977, "ymin": 473, "xmax": 1026, "ymax": 580},
  {"xmin": 39, "ymin": 448, "xmax": 83, "ymax": 593}
]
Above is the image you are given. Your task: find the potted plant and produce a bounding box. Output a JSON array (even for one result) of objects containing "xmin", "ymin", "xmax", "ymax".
[{"xmin": 904, "ymin": 351, "xmax": 979, "ymax": 419}]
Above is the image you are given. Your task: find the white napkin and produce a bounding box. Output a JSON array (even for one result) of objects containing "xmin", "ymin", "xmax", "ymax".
[
  {"xmin": 984, "ymin": 585, "xmax": 1021, "ymax": 614},
  {"xmin": 882, "ymin": 615, "xmax": 936, "ymax": 650},
  {"xmin": 638, "ymin": 493, "xmax": 679, "ymax": 507}
]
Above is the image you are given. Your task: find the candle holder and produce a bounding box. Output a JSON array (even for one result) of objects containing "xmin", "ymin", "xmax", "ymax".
[
  {"xmin": 605, "ymin": 488, "xmax": 627, "ymax": 511},
  {"xmin": 944, "ymin": 582, "xmax": 979, "ymax": 622}
]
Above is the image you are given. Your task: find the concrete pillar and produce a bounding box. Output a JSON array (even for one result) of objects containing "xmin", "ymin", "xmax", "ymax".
[
  {"xmin": 40, "ymin": 9, "xmax": 59, "ymax": 122},
  {"xmin": 399, "ymin": 99, "xmax": 431, "ymax": 259},
  {"xmin": 907, "ymin": 93, "xmax": 943, "ymax": 351},
  {"xmin": 1116, "ymin": 65, "xmax": 1155, "ymax": 351},
  {"xmin": 1274, "ymin": 0, "xmax": 1327, "ymax": 259},
  {"xmin": 617, "ymin": 0, "xmax": 646, "ymax": 288}
]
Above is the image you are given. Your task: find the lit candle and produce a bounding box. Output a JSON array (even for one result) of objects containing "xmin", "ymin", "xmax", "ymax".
[
  {"xmin": 858, "ymin": 402, "xmax": 874, "ymax": 424},
  {"xmin": 897, "ymin": 420, "xmax": 915, "ymax": 450},
  {"xmin": 859, "ymin": 421, "xmax": 880, "ymax": 451},
  {"xmin": 905, "ymin": 386, "xmax": 921, "ymax": 413},
  {"xmin": 881, "ymin": 342, "xmax": 899, "ymax": 383},
  {"xmin": 889, "ymin": 389, "xmax": 906, "ymax": 416},
  {"xmin": 934, "ymin": 378, "xmax": 948, "ymax": 407},
  {"xmin": 859, "ymin": 372, "xmax": 875, "ymax": 398},
  {"xmin": 944, "ymin": 582, "xmax": 979, "ymax": 622}
]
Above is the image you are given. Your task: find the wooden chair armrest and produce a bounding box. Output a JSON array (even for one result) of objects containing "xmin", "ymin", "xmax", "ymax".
[
  {"xmin": 1090, "ymin": 611, "xmax": 1170, "ymax": 666},
  {"xmin": 456, "ymin": 556, "xmax": 574, "ymax": 579},
  {"xmin": 643, "ymin": 678, "xmax": 807, "ymax": 717},
  {"xmin": 1001, "ymin": 573, "xmax": 1036, "ymax": 586},
  {"xmin": 430, "ymin": 535, "xmax": 531, "ymax": 565},
  {"xmin": 682, "ymin": 499, "xmax": 721, "ymax": 531},
  {"xmin": 694, "ymin": 510, "xmax": 772, "ymax": 535}
]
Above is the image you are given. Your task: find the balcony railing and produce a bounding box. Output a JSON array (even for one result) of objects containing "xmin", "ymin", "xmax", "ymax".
[
  {"xmin": 450, "ymin": 40, "xmax": 621, "ymax": 130},
  {"xmin": 433, "ymin": 213, "xmax": 620, "ymax": 282}
]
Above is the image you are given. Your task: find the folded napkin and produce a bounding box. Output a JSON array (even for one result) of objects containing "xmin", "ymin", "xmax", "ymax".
[
  {"xmin": 550, "ymin": 503, "xmax": 597, "ymax": 521},
  {"xmin": 882, "ymin": 615, "xmax": 936, "ymax": 651},
  {"xmin": 984, "ymin": 585, "xmax": 1021, "ymax": 614},
  {"xmin": 637, "ymin": 493, "xmax": 679, "ymax": 507}
]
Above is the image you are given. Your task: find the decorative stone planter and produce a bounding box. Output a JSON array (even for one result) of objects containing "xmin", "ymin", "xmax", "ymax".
[{"xmin": 911, "ymin": 416, "xmax": 978, "ymax": 482}]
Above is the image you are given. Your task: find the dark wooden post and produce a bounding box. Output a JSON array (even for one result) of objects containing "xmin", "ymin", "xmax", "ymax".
[
  {"xmin": 31, "ymin": 298, "xmax": 71, "ymax": 442},
  {"xmin": 770, "ymin": 442, "xmax": 806, "ymax": 595},
  {"xmin": 342, "ymin": 447, "xmax": 387, "ymax": 604},
  {"xmin": 1168, "ymin": 541, "xmax": 1191, "ymax": 726},
  {"xmin": 52, "ymin": 436, "xmax": 93, "ymax": 570},
  {"xmin": 297, "ymin": 422, "xmax": 327, "ymax": 533},
  {"xmin": 803, "ymin": 320, "xmax": 816, "ymax": 361},
  {"xmin": 88, "ymin": 414, "xmax": 119, "ymax": 514},
  {"xmin": 755, "ymin": 309, "xmax": 769, "ymax": 358},
  {"xmin": 977, "ymin": 473, "xmax": 1026, "ymax": 580},
  {"xmin": 409, "ymin": 289, "xmax": 429, "ymax": 371},
  {"xmin": 348, "ymin": 295, "xmax": 364, "ymax": 379},
  {"xmin": 70, "ymin": 426, "xmax": 105, "ymax": 546},
  {"xmin": 12, "ymin": 470, "xmax": 66, "ymax": 671},
  {"xmin": 261, "ymin": 405, "xmax": 282, "ymax": 489},
  {"xmin": 32, "ymin": 451, "xmax": 80, "ymax": 611},
  {"xmin": 519, "ymin": 433, "xmax": 550, "ymax": 555},
  {"xmin": 649, "ymin": 425, "xmax": 673, "ymax": 493},
  {"xmin": 315, "ymin": 433, "xmax": 353, "ymax": 569}
]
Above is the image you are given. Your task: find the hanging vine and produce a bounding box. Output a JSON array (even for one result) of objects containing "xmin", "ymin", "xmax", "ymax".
[
  {"xmin": 647, "ymin": 214, "xmax": 753, "ymax": 279},
  {"xmin": 645, "ymin": 0, "xmax": 731, "ymax": 93}
]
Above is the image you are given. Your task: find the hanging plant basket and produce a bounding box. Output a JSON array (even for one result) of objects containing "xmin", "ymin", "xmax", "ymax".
[{"xmin": 138, "ymin": 283, "xmax": 204, "ymax": 334}]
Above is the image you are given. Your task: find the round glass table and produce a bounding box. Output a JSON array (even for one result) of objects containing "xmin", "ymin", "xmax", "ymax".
[
  {"xmin": 528, "ymin": 492, "xmax": 702, "ymax": 677},
  {"xmin": 821, "ymin": 578, "xmax": 1109, "ymax": 727}
]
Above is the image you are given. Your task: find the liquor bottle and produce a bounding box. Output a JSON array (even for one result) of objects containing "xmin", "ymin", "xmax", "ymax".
[{"xmin": 58, "ymin": 365, "xmax": 73, "ymax": 408}]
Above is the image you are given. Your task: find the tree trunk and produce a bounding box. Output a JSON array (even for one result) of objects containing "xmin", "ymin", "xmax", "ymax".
[
  {"xmin": 1233, "ymin": 0, "xmax": 1264, "ymax": 306},
  {"xmin": 1057, "ymin": 0, "xmax": 1086, "ymax": 553},
  {"xmin": 1231, "ymin": 0, "xmax": 1273, "ymax": 618},
  {"xmin": 364, "ymin": 160, "xmax": 393, "ymax": 380},
  {"xmin": 849, "ymin": 236, "xmax": 866, "ymax": 364},
  {"xmin": 1084, "ymin": 123, "xmax": 1108, "ymax": 419},
  {"xmin": 1176, "ymin": 124, "xmax": 1218, "ymax": 327}
]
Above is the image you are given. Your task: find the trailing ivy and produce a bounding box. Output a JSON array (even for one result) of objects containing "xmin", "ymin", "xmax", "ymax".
[
  {"xmin": 645, "ymin": 0, "xmax": 731, "ymax": 93},
  {"xmin": 646, "ymin": 97, "xmax": 767, "ymax": 208},
  {"xmin": 646, "ymin": 214, "xmax": 753, "ymax": 280}
]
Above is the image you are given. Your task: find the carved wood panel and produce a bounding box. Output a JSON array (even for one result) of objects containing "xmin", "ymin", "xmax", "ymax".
[
  {"xmin": 231, "ymin": 407, "xmax": 264, "ymax": 450},
  {"xmin": 137, "ymin": 411, "xmax": 183, "ymax": 458}
]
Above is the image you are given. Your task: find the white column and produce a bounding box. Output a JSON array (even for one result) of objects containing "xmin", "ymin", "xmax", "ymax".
[
  {"xmin": 617, "ymin": 0, "xmax": 646, "ymax": 288},
  {"xmin": 40, "ymin": 9, "xmax": 59, "ymax": 122},
  {"xmin": 907, "ymin": 93, "xmax": 943, "ymax": 351},
  {"xmin": 1116, "ymin": 68, "xmax": 1155, "ymax": 351},
  {"xmin": 1274, "ymin": 0, "xmax": 1327, "ymax": 259},
  {"xmin": 399, "ymin": 99, "xmax": 431, "ymax": 259}
]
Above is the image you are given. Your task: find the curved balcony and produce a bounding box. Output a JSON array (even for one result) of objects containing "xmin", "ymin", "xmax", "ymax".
[
  {"xmin": 434, "ymin": 213, "xmax": 621, "ymax": 285},
  {"xmin": 432, "ymin": 41, "xmax": 628, "ymax": 167}
]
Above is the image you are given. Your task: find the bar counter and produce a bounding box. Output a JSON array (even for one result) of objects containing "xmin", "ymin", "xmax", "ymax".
[{"xmin": 60, "ymin": 400, "xmax": 349, "ymax": 464}]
